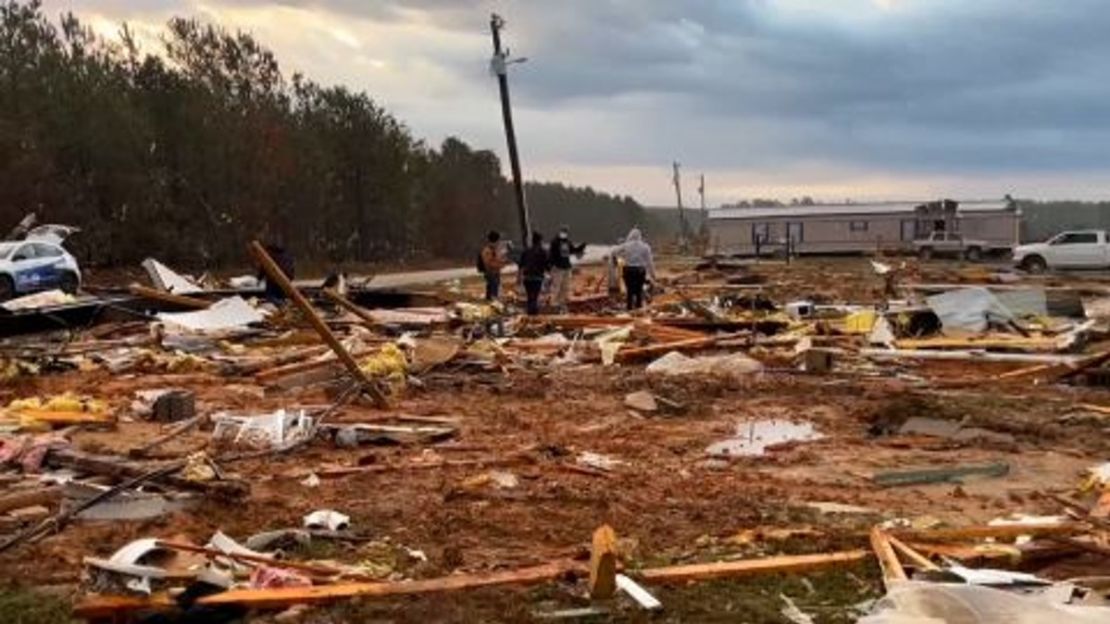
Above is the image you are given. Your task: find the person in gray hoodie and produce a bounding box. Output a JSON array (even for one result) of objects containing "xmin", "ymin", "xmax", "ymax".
[{"xmin": 613, "ymin": 227, "xmax": 655, "ymax": 310}]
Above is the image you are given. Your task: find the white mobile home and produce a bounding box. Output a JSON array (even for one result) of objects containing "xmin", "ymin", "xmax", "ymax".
[{"xmin": 706, "ymin": 199, "xmax": 1020, "ymax": 256}]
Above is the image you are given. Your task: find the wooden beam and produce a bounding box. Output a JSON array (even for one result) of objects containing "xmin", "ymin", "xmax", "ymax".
[
  {"xmin": 73, "ymin": 560, "xmax": 581, "ymax": 617},
  {"xmin": 0, "ymin": 486, "xmax": 62, "ymax": 515},
  {"xmin": 869, "ymin": 527, "xmax": 907, "ymax": 586},
  {"xmin": 249, "ymin": 241, "xmax": 387, "ymax": 408},
  {"xmin": 321, "ymin": 288, "xmax": 378, "ymax": 326},
  {"xmin": 889, "ymin": 522, "xmax": 1085, "ymax": 543},
  {"xmin": 638, "ymin": 550, "xmax": 868, "ymax": 584},
  {"xmin": 589, "ymin": 525, "xmax": 618, "ymax": 599},
  {"xmin": 615, "ymin": 332, "xmax": 742, "ymax": 363},
  {"xmin": 886, "ymin": 534, "xmax": 939, "ymax": 571},
  {"xmin": 156, "ymin": 540, "xmax": 374, "ymax": 580},
  {"xmin": 129, "ymin": 283, "xmax": 211, "ymax": 310}
]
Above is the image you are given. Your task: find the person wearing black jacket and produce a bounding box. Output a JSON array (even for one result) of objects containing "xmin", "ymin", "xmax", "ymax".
[
  {"xmin": 518, "ymin": 231, "xmax": 549, "ymax": 315},
  {"xmin": 548, "ymin": 226, "xmax": 586, "ymax": 313}
]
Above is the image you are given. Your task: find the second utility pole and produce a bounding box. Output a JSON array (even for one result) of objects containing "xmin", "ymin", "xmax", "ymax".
[
  {"xmin": 490, "ymin": 13, "xmax": 531, "ymax": 247},
  {"xmin": 673, "ymin": 161, "xmax": 688, "ymax": 253}
]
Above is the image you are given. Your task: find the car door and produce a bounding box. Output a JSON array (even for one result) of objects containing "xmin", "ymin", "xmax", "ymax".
[
  {"xmin": 1050, "ymin": 232, "xmax": 1101, "ymax": 267},
  {"xmin": 31, "ymin": 243, "xmax": 67, "ymax": 288},
  {"xmin": 8, "ymin": 243, "xmax": 43, "ymax": 293}
]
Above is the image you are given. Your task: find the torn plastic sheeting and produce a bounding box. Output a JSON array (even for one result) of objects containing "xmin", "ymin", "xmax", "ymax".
[
  {"xmin": 645, "ymin": 351, "xmax": 764, "ymax": 379},
  {"xmin": 211, "ymin": 409, "xmax": 314, "ymax": 450},
  {"xmin": 157, "ymin": 296, "xmax": 266, "ymax": 332},
  {"xmin": 859, "ymin": 581, "xmax": 1110, "ymax": 624},
  {"xmin": 926, "ymin": 288, "xmax": 1014, "ymax": 334},
  {"xmin": 66, "ymin": 482, "xmax": 199, "ymax": 520},
  {"xmin": 141, "ymin": 258, "xmax": 202, "ymax": 294},
  {"xmin": 994, "ymin": 289, "xmax": 1048, "ymax": 318},
  {"xmin": 944, "ymin": 564, "xmax": 1049, "ymax": 587},
  {"xmin": 1, "ymin": 289, "xmax": 75, "ymax": 312},
  {"xmin": 304, "ymin": 509, "xmax": 350, "ymax": 531},
  {"xmin": 595, "ymin": 326, "xmax": 632, "ymax": 366}
]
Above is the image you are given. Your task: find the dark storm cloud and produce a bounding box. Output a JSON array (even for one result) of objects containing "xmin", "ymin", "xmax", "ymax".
[
  {"xmin": 48, "ymin": 0, "xmax": 1110, "ymax": 178},
  {"xmin": 396, "ymin": 0, "xmax": 1110, "ymax": 174}
]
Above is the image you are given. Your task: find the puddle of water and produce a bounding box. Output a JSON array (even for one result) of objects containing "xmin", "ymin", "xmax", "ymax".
[{"xmin": 706, "ymin": 419, "xmax": 822, "ymax": 458}]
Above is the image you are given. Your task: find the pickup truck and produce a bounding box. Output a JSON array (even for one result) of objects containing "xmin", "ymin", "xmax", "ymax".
[
  {"xmin": 912, "ymin": 232, "xmax": 990, "ymax": 262},
  {"xmin": 1013, "ymin": 230, "xmax": 1110, "ymax": 273}
]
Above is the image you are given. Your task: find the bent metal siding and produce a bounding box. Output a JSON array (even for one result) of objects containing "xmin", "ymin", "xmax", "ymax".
[{"xmin": 708, "ymin": 209, "xmax": 1020, "ymax": 255}]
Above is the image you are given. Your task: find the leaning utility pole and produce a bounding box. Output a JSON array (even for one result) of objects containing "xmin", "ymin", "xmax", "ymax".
[
  {"xmin": 697, "ymin": 174, "xmax": 706, "ymax": 211},
  {"xmin": 672, "ymin": 161, "xmax": 688, "ymax": 252},
  {"xmin": 489, "ymin": 13, "xmax": 531, "ymax": 246}
]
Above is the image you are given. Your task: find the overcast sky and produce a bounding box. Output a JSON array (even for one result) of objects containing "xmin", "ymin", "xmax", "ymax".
[{"xmin": 44, "ymin": 0, "xmax": 1110, "ymax": 206}]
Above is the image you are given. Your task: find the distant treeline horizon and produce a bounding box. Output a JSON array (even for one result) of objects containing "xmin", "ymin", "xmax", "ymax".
[{"xmin": 0, "ymin": 1, "xmax": 647, "ymax": 270}]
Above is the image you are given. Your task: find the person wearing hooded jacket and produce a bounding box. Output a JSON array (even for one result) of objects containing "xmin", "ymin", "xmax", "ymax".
[
  {"xmin": 613, "ymin": 227, "xmax": 655, "ymax": 310},
  {"xmin": 547, "ymin": 226, "xmax": 586, "ymax": 313}
]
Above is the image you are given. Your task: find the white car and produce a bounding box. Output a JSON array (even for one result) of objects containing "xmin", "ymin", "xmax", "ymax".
[
  {"xmin": 0, "ymin": 226, "xmax": 82, "ymax": 302},
  {"xmin": 1013, "ymin": 230, "xmax": 1110, "ymax": 273}
]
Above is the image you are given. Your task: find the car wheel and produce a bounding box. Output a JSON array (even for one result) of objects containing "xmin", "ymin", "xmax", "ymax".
[
  {"xmin": 917, "ymin": 247, "xmax": 933, "ymax": 261},
  {"xmin": 58, "ymin": 271, "xmax": 79, "ymax": 295},
  {"xmin": 1021, "ymin": 255, "xmax": 1047, "ymax": 274},
  {"xmin": 0, "ymin": 276, "xmax": 13, "ymax": 302},
  {"xmin": 964, "ymin": 247, "xmax": 983, "ymax": 262}
]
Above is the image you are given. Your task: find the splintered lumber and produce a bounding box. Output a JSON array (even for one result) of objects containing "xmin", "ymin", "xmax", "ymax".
[
  {"xmin": 638, "ymin": 550, "xmax": 869, "ymax": 584},
  {"xmin": 128, "ymin": 284, "xmax": 211, "ymax": 310},
  {"xmin": 614, "ymin": 332, "xmax": 742, "ymax": 363},
  {"xmin": 73, "ymin": 560, "xmax": 581, "ymax": 617},
  {"xmin": 886, "ymin": 534, "xmax": 939, "ymax": 571},
  {"xmin": 156, "ymin": 540, "xmax": 371, "ymax": 579},
  {"xmin": 589, "ymin": 525, "xmax": 618, "ymax": 599},
  {"xmin": 994, "ymin": 362, "xmax": 1057, "ymax": 381},
  {"xmin": 524, "ymin": 315, "xmax": 629, "ymax": 329},
  {"xmin": 894, "ymin": 337, "xmax": 1058, "ymax": 352},
  {"xmin": 861, "ymin": 348, "xmax": 1082, "ymax": 365},
  {"xmin": 0, "ymin": 486, "xmax": 62, "ymax": 515},
  {"xmin": 321, "ymin": 288, "xmax": 377, "ymax": 325},
  {"xmin": 129, "ymin": 415, "xmax": 204, "ymax": 458},
  {"xmin": 1077, "ymin": 403, "xmax": 1110, "ymax": 416},
  {"xmin": 889, "ymin": 522, "xmax": 1085, "ymax": 543},
  {"xmin": 1055, "ymin": 348, "xmax": 1110, "ymax": 380},
  {"xmin": 869, "ymin": 527, "xmax": 907, "ymax": 586},
  {"xmin": 249, "ymin": 241, "xmax": 387, "ymax": 408}
]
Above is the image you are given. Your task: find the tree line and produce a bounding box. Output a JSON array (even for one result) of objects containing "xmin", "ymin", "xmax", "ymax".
[{"xmin": 0, "ymin": 1, "xmax": 645, "ymax": 270}]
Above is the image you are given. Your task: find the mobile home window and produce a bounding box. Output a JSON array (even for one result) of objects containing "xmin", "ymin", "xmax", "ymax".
[
  {"xmin": 751, "ymin": 223, "xmax": 770, "ymax": 244},
  {"xmin": 849, "ymin": 220, "xmax": 869, "ymax": 232}
]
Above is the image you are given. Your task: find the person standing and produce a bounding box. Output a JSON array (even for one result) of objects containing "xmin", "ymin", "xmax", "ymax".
[
  {"xmin": 479, "ymin": 231, "xmax": 507, "ymax": 301},
  {"xmin": 548, "ymin": 226, "xmax": 586, "ymax": 314},
  {"xmin": 518, "ymin": 231, "xmax": 549, "ymax": 315},
  {"xmin": 613, "ymin": 227, "xmax": 655, "ymax": 310}
]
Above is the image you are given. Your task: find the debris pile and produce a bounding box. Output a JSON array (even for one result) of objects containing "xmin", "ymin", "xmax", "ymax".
[{"xmin": 1, "ymin": 250, "xmax": 1109, "ymax": 621}]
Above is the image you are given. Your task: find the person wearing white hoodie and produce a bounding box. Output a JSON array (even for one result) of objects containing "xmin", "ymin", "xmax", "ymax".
[{"xmin": 613, "ymin": 227, "xmax": 655, "ymax": 310}]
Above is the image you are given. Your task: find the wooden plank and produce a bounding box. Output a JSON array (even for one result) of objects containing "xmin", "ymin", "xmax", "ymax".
[
  {"xmin": 889, "ymin": 522, "xmax": 1084, "ymax": 543},
  {"xmin": 638, "ymin": 550, "xmax": 869, "ymax": 584},
  {"xmin": 201, "ymin": 560, "xmax": 575, "ymax": 607},
  {"xmin": 994, "ymin": 362, "xmax": 1057, "ymax": 381},
  {"xmin": 249, "ymin": 241, "xmax": 387, "ymax": 408},
  {"xmin": 869, "ymin": 527, "xmax": 907, "ymax": 586},
  {"xmin": 886, "ymin": 534, "xmax": 940, "ymax": 571},
  {"xmin": 0, "ymin": 486, "xmax": 62, "ymax": 515},
  {"xmin": 589, "ymin": 525, "xmax": 618, "ymax": 599},
  {"xmin": 894, "ymin": 337, "xmax": 1057, "ymax": 352},
  {"xmin": 74, "ymin": 561, "xmax": 580, "ymax": 617},
  {"xmin": 321, "ymin": 288, "xmax": 378, "ymax": 326},
  {"xmin": 615, "ymin": 332, "xmax": 743, "ymax": 363},
  {"xmin": 156, "ymin": 540, "xmax": 372, "ymax": 579},
  {"xmin": 128, "ymin": 283, "xmax": 211, "ymax": 310}
]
